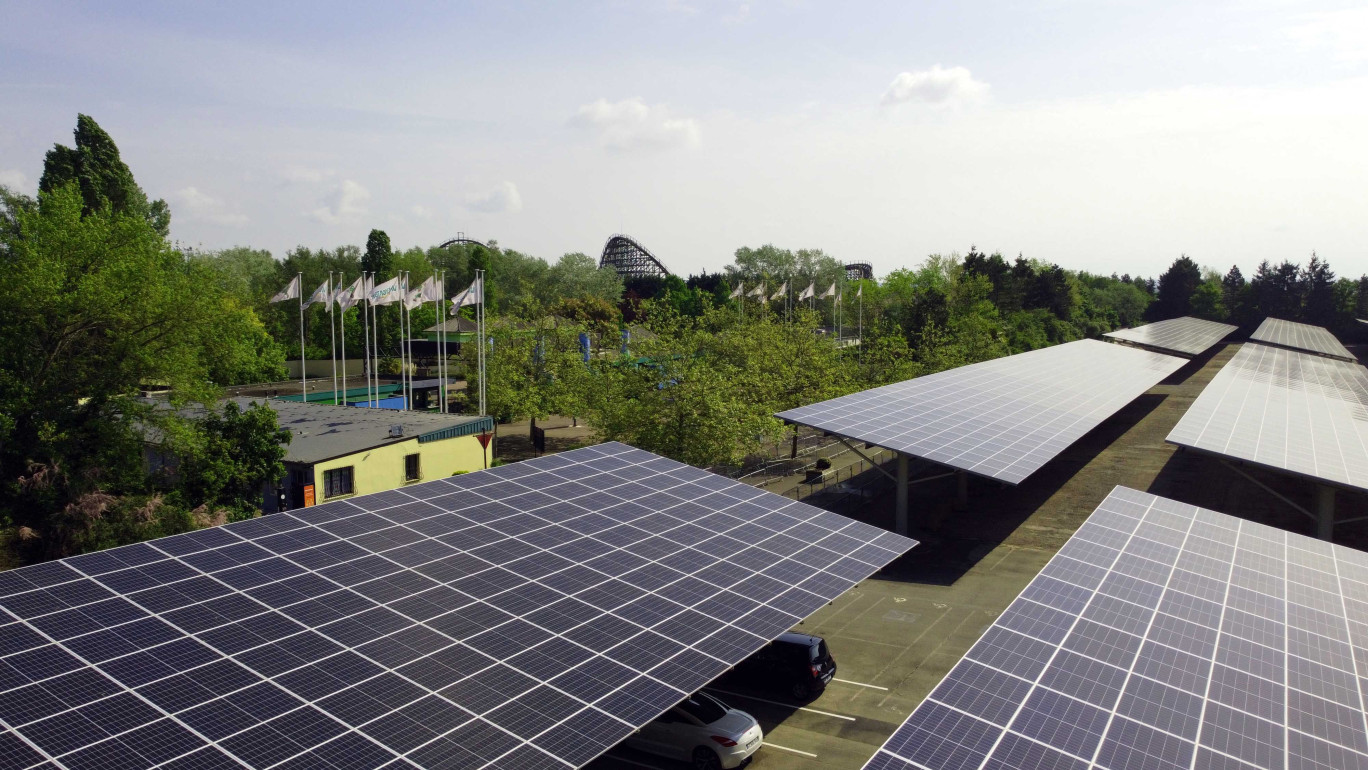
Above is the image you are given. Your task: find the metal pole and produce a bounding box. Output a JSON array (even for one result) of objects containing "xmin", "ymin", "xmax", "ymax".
[
  {"xmin": 360, "ymin": 272, "xmax": 370, "ymax": 407},
  {"xmin": 438, "ymin": 269, "xmax": 447, "ymax": 413},
  {"xmin": 895, "ymin": 453, "xmax": 909, "ymax": 535},
  {"xmin": 402, "ymin": 271, "xmax": 410, "ymax": 411},
  {"xmin": 328, "ymin": 273, "xmax": 337, "ymax": 405},
  {"xmin": 297, "ymin": 273, "xmax": 307, "ymax": 402},
  {"xmin": 371, "ymin": 273, "xmax": 380, "ymax": 408},
  {"xmin": 1318, "ymin": 485, "xmax": 1336, "ymax": 540},
  {"xmin": 956, "ymin": 469, "xmax": 968, "ymax": 510},
  {"xmin": 339, "ymin": 272, "xmax": 347, "ymax": 406}
]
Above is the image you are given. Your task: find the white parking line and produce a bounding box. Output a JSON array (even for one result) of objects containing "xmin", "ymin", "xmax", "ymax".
[
  {"xmin": 832, "ymin": 677, "xmax": 888, "ymax": 691},
  {"xmin": 704, "ymin": 689, "xmax": 857, "ymax": 722},
  {"xmin": 599, "ymin": 756, "xmax": 660, "ymax": 770},
  {"xmin": 765, "ymin": 742, "xmax": 819, "ymax": 758}
]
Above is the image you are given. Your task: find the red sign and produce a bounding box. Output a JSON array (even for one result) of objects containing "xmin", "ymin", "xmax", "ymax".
[
  {"xmin": 476, "ymin": 433, "xmax": 493, "ymax": 449},
  {"xmin": 303, "ymin": 484, "xmax": 315, "ymax": 507}
]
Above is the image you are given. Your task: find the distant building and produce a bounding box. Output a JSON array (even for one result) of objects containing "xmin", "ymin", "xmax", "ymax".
[{"xmin": 242, "ymin": 398, "xmax": 494, "ymax": 512}]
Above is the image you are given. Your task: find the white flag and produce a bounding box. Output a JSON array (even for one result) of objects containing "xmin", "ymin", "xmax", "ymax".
[
  {"xmin": 797, "ymin": 282, "xmax": 815, "ymax": 301},
  {"xmin": 856, "ymin": 283, "xmax": 863, "ymax": 298},
  {"xmin": 404, "ymin": 284, "xmax": 426, "ymax": 310},
  {"xmin": 269, "ymin": 275, "xmax": 300, "ymax": 303},
  {"xmin": 337, "ymin": 275, "xmax": 365, "ymax": 311},
  {"xmin": 819, "ymin": 282, "xmax": 837, "ymax": 299},
  {"xmin": 369, "ymin": 276, "xmax": 402, "ymax": 306},
  {"xmin": 729, "ymin": 283, "xmax": 744, "ymax": 299},
  {"xmin": 417, "ymin": 275, "xmax": 441, "ymax": 302},
  {"xmin": 304, "ymin": 279, "xmax": 332, "ymax": 309},
  {"xmin": 449, "ymin": 276, "xmax": 484, "ymax": 314},
  {"xmin": 770, "ymin": 282, "xmax": 788, "ymax": 301},
  {"xmin": 747, "ymin": 283, "xmax": 766, "ymax": 298}
]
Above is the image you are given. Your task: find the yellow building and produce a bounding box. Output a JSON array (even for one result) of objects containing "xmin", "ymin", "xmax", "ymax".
[{"xmin": 236, "ymin": 398, "xmax": 495, "ymax": 512}]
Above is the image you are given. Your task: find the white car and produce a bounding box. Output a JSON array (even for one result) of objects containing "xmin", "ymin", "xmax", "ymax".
[{"xmin": 622, "ymin": 691, "xmax": 763, "ymax": 769}]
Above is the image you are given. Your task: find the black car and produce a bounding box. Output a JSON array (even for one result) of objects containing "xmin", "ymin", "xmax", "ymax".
[{"xmin": 733, "ymin": 632, "xmax": 837, "ymax": 700}]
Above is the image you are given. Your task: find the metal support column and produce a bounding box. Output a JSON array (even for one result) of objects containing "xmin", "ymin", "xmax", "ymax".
[
  {"xmin": 1318, "ymin": 485, "xmax": 1336, "ymax": 541},
  {"xmin": 895, "ymin": 453, "xmax": 909, "ymax": 535},
  {"xmin": 956, "ymin": 470, "xmax": 968, "ymax": 510}
]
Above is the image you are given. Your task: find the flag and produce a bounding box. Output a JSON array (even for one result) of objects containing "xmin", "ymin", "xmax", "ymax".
[
  {"xmin": 747, "ymin": 283, "xmax": 766, "ymax": 298},
  {"xmin": 404, "ymin": 281, "xmax": 429, "ymax": 311},
  {"xmin": 729, "ymin": 283, "xmax": 744, "ymax": 299},
  {"xmin": 369, "ymin": 277, "xmax": 402, "ymax": 306},
  {"xmin": 770, "ymin": 282, "xmax": 788, "ymax": 301},
  {"xmin": 450, "ymin": 276, "xmax": 483, "ymax": 314},
  {"xmin": 335, "ymin": 286, "xmax": 355, "ymax": 311},
  {"xmin": 417, "ymin": 275, "xmax": 441, "ymax": 302},
  {"xmin": 337, "ymin": 275, "xmax": 365, "ymax": 311},
  {"xmin": 797, "ymin": 282, "xmax": 815, "ymax": 301},
  {"xmin": 304, "ymin": 279, "xmax": 332, "ymax": 309},
  {"xmin": 856, "ymin": 283, "xmax": 863, "ymax": 298},
  {"xmin": 819, "ymin": 282, "xmax": 837, "ymax": 299},
  {"xmin": 270, "ymin": 275, "xmax": 300, "ymax": 303}
]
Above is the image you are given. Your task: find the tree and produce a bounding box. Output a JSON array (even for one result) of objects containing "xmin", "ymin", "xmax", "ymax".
[
  {"xmin": 39, "ymin": 114, "xmax": 170, "ymax": 237},
  {"xmin": 362, "ymin": 229, "xmax": 394, "ymax": 279},
  {"xmin": 1189, "ymin": 281, "xmax": 1226, "ymax": 321},
  {"xmin": 0, "ymin": 183, "xmax": 279, "ymax": 557},
  {"xmin": 1153, "ymin": 255, "xmax": 1202, "ymax": 319},
  {"xmin": 161, "ymin": 401, "xmax": 290, "ymax": 517},
  {"xmin": 1302, "ymin": 254, "xmax": 1336, "ymax": 327}
]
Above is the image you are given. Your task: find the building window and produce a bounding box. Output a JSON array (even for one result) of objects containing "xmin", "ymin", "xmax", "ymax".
[
  {"xmin": 405, "ymin": 454, "xmax": 421, "ymax": 482},
  {"xmin": 323, "ymin": 466, "xmax": 354, "ymax": 498}
]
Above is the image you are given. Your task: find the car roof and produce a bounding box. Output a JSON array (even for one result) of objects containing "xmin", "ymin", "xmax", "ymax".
[{"xmin": 775, "ymin": 631, "xmax": 822, "ymax": 646}]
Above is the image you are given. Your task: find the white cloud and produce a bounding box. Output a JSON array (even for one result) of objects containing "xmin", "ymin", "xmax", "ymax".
[
  {"xmin": 881, "ymin": 65, "xmax": 989, "ymax": 107},
  {"xmin": 1287, "ymin": 8, "xmax": 1368, "ymax": 63},
  {"xmin": 570, "ymin": 98, "xmax": 702, "ymax": 152},
  {"xmin": 411, "ymin": 204, "xmax": 433, "ymax": 219},
  {"xmin": 465, "ymin": 182, "xmax": 523, "ymax": 214},
  {"xmin": 309, "ymin": 180, "xmax": 370, "ymax": 223},
  {"xmin": 0, "ymin": 169, "xmax": 30, "ymax": 192},
  {"xmin": 172, "ymin": 186, "xmax": 248, "ymax": 226},
  {"xmin": 722, "ymin": 3, "xmax": 750, "ymax": 25}
]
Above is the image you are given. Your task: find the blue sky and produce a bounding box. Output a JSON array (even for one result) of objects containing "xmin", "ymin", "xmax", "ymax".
[{"xmin": 3, "ymin": 0, "xmax": 1367, "ymax": 278}]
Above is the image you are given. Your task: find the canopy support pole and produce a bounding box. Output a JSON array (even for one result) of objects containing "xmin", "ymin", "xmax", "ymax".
[
  {"xmin": 956, "ymin": 470, "xmax": 968, "ymax": 510},
  {"xmin": 1318, "ymin": 485, "xmax": 1336, "ymax": 541},
  {"xmin": 895, "ymin": 453, "xmax": 909, "ymax": 535}
]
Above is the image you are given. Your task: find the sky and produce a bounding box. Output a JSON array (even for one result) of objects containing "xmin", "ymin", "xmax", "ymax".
[{"xmin": 3, "ymin": 0, "xmax": 1367, "ymax": 279}]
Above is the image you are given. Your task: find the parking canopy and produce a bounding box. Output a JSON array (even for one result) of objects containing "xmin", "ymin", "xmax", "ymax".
[
  {"xmin": 777, "ymin": 339, "xmax": 1185, "ymax": 484},
  {"xmin": 0, "ymin": 442, "xmax": 914, "ymax": 770}
]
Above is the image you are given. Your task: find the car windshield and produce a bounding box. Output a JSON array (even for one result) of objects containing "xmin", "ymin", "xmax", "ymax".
[
  {"xmin": 678, "ymin": 693, "xmax": 728, "ymax": 724},
  {"xmin": 813, "ymin": 640, "xmax": 828, "ymax": 661}
]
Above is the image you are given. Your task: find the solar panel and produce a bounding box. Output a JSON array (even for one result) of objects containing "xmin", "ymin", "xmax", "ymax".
[
  {"xmin": 776, "ymin": 340, "xmax": 1185, "ymax": 484},
  {"xmin": 864, "ymin": 486, "xmax": 1368, "ymax": 770},
  {"xmin": 1166, "ymin": 343, "xmax": 1368, "ymax": 492},
  {"xmin": 1250, "ymin": 317, "xmax": 1354, "ymax": 361},
  {"xmin": 0, "ymin": 442, "xmax": 915, "ymax": 770},
  {"xmin": 1103, "ymin": 316, "xmax": 1236, "ymax": 357}
]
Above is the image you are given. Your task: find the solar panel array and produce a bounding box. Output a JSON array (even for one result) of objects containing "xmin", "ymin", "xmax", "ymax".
[
  {"xmin": 1167, "ymin": 343, "xmax": 1368, "ymax": 492},
  {"xmin": 1103, "ymin": 316, "xmax": 1236, "ymax": 357},
  {"xmin": 1251, "ymin": 318, "xmax": 1354, "ymax": 362},
  {"xmin": 864, "ymin": 486, "xmax": 1368, "ymax": 770},
  {"xmin": 0, "ymin": 442, "xmax": 915, "ymax": 770},
  {"xmin": 776, "ymin": 340, "xmax": 1185, "ymax": 485}
]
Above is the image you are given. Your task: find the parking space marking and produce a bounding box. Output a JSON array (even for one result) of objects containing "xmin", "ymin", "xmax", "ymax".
[
  {"xmin": 704, "ymin": 689, "xmax": 857, "ymax": 722},
  {"xmin": 765, "ymin": 743, "xmax": 818, "ymax": 758},
  {"xmin": 596, "ymin": 757, "xmax": 659, "ymax": 770},
  {"xmin": 832, "ymin": 677, "xmax": 888, "ymax": 691}
]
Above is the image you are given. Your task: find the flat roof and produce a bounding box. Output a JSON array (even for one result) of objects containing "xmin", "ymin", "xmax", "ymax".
[
  {"xmin": 776, "ymin": 339, "xmax": 1185, "ymax": 484},
  {"xmin": 1250, "ymin": 317, "xmax": 1354, "ymax": 361},
  {"xmin": 1103, "ymin": 315, "xmax": 1236, "ymax": 356},
  {"xmin": 233, "ymin": 397, "xmax": 492, "ymax": 465},
  {"xmin": 1166, "ymin": 343, "xmax": 1368, "ymax": 492}
]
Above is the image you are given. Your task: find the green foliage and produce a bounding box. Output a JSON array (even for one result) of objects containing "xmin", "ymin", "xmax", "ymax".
[
  {"xmin": 40, "ymin": 115, "xmax": 170, "ymax": 237},
  {"xmin": 1189, "ymin": 281, "xmax": 1226, "ymax": 321},
  {"xmin": 160, "ymin": 401, "xmax": 289, "ymax": 517},
  {"xmin": 1153, "ymin": 255, "xmax": 1203, "ymax": 319},
  {"xmin": 362, "ymin": 229, "xmax": 394, "ymax": 278}
]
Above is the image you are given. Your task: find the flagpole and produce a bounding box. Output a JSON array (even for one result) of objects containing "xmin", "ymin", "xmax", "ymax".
[
  {"xmin": 403, "ymin": 271, "xmax": 412, "ymax": 411},
  {"xmin": 399, "ymin": 271, "xmax": 407, "ymax": 411},
  {"xmin": 361, "ymin": 272, "xmax": 370, "ymax": 408},
  {"xmin": 478, "ymin": 269, "xmax": 487, "ymax": 417},
  {"xmin": 328, "ymin": 274, "xmax": 338, "ymax": 405},
  {"xmin": 340, "ymin": 272, "xmax": 348, "ymax": 405},
  {"xmin": 858, "ymin": 283, "xmax": 864, "ymax": 363},
  {"xmin": 438, "ymin": 270, "xmax": 447, "ymax": 413},
  {"xmin": 297, "ymin": 272, "xmax": 307, "ymax": 402},
  {"xmin": 371, "ymin": 274, "xmax": 380, "ymax": 408}
]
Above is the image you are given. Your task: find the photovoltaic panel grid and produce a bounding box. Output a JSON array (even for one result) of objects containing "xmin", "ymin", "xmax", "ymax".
[
  {"xmin": 1251, "ymin": 318, "xmax": 1355, "ymax": 362},
  {"xmin": 0, "ymin": 442, "xmax": 915, "ymax": 770},
  {"xmin": 1166, "ymin": 343, "xmax": 1368, "ymax": 493},
  {"xmin": 775, "ymin": 339, "xmax": 1185, "ymax": 484},
  {"xmin": 864, "ymin": 486, "xmax": 1368, "ymax": 770},
  {"xmin": 1103, "ymin": 316, "xmax": 1237, "ymax": 357}
]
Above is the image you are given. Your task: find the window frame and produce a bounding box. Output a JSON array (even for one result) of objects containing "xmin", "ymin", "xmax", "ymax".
[
  {"xmin": 323, "ymin": 466, "xmax": 355, "ymax": 498},
  {"xmin": 404, "ymin": 453, "xmax": 421, "ymax": 482}
]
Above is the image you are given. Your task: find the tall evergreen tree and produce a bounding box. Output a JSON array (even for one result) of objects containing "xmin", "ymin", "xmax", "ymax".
[
  {"xmin": 39, "ymin": 114, "xmax": 170, "ymax": 237},
  {"xmin": 1152, "ymin": 255, "xmax": 1202, "ymax": 319},
  {"xmin": 362, "ymin": 229, "xmax": 393, "ymax": 279},
  {"xmin": 1301, "ymin": 254, "xmax": 1336, "ymax": 327}
]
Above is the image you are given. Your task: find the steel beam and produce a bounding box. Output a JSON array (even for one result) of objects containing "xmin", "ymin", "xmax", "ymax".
[
  {"xmin": 895, "ymin": 453, "xmax": 909, "ymax": 535},
  {"xmin": 1318, "ymin": 485, "xmax": 1336, "ymax": 541}
]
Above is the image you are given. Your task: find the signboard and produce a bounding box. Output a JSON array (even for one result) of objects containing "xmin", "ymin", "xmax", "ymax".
[{"xmin": 303, "ymin": 484, "xmax": 315, "ymax": 507}]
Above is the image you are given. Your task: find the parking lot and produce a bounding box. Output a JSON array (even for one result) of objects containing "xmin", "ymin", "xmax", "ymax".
[{"xmin": 588, "ymin": 343, "xmax": 1368, "ymax": 769}]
